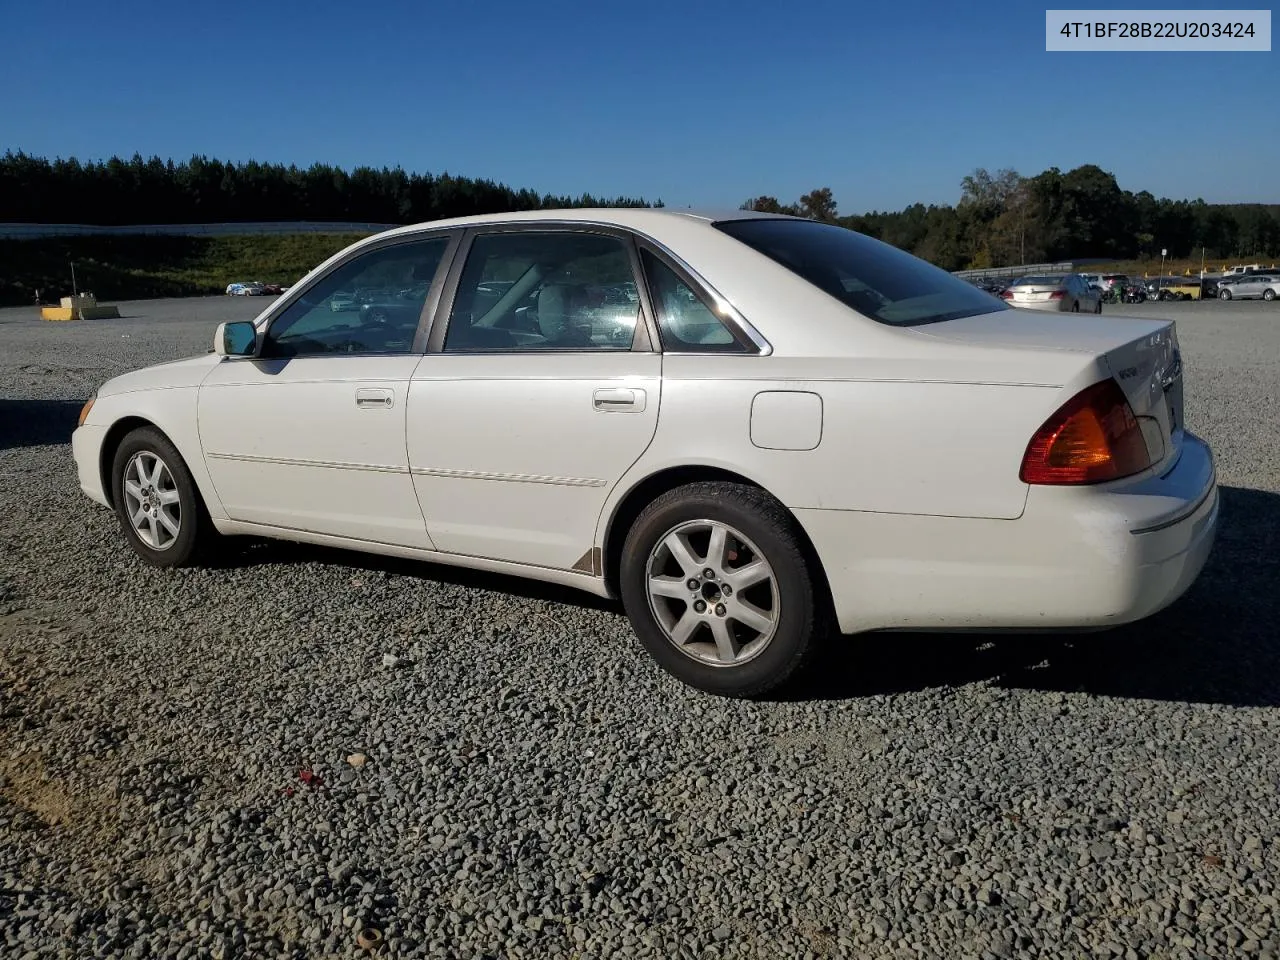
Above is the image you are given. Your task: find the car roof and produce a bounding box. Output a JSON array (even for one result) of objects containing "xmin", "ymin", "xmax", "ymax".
[{"xmin": 373, "ymin": 207, "xmax": 797, "ymax": 239}]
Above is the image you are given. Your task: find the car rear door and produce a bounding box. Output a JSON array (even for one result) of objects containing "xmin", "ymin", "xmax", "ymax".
[{"xmin": 406, "ymin": 226, "xmax": 661, "ymax": 571}]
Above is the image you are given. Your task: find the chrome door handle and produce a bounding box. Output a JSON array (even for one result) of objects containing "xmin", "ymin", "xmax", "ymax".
[
  {"xmin": 355, "ymin": 388, "xmax": 394, "ymax": 409},
  {"xmin": 593, "ymin": 387, "xmax": 644, "ymax": 412}
]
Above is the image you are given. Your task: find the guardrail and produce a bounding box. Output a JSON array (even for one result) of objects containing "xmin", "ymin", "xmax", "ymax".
[
  {"xmin": 0, "ymin": 221, "xmax": 400, "ymax": 239},
  {"xmin": 952, "ymin": 261, "xmax": 1095, "ymax": 280}
]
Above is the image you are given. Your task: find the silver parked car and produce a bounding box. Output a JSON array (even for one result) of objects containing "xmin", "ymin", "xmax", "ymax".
[
  {"xmin": 999, "ymin": 273, "xmax": 1102, "ymax": 313},
  {"xmin": 1218, "ymin": 274, "xmax": 1279, "ymax": 301}
]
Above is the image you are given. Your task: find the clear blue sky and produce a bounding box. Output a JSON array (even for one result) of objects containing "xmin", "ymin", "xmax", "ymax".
[{"xmin": 2, "ymin": 0, "xmax": 1276, "ymax": 213}]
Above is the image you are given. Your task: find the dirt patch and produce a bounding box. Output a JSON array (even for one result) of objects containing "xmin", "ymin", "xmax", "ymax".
[{"xmin": 0, "ymin": 750, "xmax": 75, "ymax": 826}]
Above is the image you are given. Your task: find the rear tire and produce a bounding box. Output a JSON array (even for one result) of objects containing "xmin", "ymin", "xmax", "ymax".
[
  {"xmin": 619, "ymin": 482, "xmax": 823, "ymax": 698},
  {"xmin": 110, "ymin": 426, "xmax": 216, "ymax": 568}
]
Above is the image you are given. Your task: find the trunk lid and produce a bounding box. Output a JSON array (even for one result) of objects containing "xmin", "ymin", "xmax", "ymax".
[
  {"xmin": 1009, "ymin": 284, "xmax": 1062, "ymax": 302},
  {"xmin": 912, "ymin": 312, "xmax": 1185, "ymax": 472}
]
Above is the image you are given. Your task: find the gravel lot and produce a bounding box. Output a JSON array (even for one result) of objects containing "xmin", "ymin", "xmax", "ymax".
[{"xmin": 1, "ymin": 296, "xmax": 1278, "ymax": 960}]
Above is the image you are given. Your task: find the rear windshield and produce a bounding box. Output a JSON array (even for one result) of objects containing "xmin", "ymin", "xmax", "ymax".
[
  {"xmin": 714, "ymin": 218, "xmax": 1007, "ymax": 327},
  {"xmin": 1011, "ymin": 276, "xmax": 1062, "ymax": 286}
]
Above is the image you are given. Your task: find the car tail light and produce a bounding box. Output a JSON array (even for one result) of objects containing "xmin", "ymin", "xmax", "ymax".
[
  {"xmin": 1019, "ymin": 379, "xmax": 1152, "ymax": 485},
  {"xmin": 999, "ymin": 290, "xmax": 1014, "ymax": 300},
  {"xmin": 1049, "ymin": 290, "xmax": 1066, "ymax": 300}
]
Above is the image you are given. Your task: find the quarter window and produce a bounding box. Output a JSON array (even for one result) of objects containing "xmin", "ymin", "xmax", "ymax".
[
  {"xmin": 443, "ymin": 232, "xmax": 639, "ymax": 352},
  {"xmin": 261, "ymin": 238, "xmax": 449, "ymax": 358},
  {"xmin": 640, "ymin": 249, "xmax": 744, "ymax": 353}
]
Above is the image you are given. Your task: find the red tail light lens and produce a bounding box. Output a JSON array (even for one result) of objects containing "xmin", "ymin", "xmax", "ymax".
[
  {"xmin": 1020, "ymin": 379, "xmax": 1153, "ymax": 484},
  {"xmin": 999, "ymin": 290, "xmax": 1014, "ymax": 300},
  {"xmin": 1049, "ymin": 290, "xmax": 1066, "ymax": 300}
]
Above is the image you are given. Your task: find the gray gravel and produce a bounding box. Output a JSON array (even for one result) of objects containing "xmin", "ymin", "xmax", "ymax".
[{"xmin": 1, "ymin": 296, "xmax": 1279, "ymax": 959}]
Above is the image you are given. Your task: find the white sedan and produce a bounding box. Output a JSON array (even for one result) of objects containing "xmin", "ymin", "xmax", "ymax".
[
  {"xmin": 71, "ymin": 210, "xmax": 1219, "ymax": 697},
  {"xmin": 1000, "ymin": 273, "xmax": 1103, "ymax": 313}
]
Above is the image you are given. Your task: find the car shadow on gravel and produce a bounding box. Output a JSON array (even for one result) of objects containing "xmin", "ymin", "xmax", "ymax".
[
  {"xmin": 206, "ymin": 485, "xmax": 1277, "ymax": 708},
  {"xmin": 779, "ymin": 485, "xmax": 1280, "ymax": 708},
  {"xmin": 0, "ymin": 398, "xmax": 83, "ymax": 450}
]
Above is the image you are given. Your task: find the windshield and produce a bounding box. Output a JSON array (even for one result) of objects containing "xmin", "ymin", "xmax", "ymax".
[{"xmin": 714, "ymin": 218, "xmax": 1008, "ymax": 326}]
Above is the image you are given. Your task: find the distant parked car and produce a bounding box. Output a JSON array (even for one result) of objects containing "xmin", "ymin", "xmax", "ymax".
[
  {"xmin": 230, "ymin": 282, "xmax": 266, "ymax": 297},
  {"xmin": 262, "ymin": 283, "xmax": 284, "ymax": 295},
  {"xmin": 1218, "ymin": 274, "xmax": 1279, "ymax": 301},
  {"xmin": 1000, "ymin": 274, "xmax": 1102, "ymax": 313},
  {"xmin": 225, "ymin": 283, "xmax": 245, "ymax": 296}
]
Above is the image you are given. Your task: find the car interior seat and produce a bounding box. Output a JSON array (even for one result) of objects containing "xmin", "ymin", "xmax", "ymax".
[{"xmin": 538, "ymin": 284, "xmax": 593, "ymax": 347}]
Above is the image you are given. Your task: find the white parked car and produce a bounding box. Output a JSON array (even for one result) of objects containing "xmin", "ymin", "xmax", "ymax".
[
  {"xmin": 71, "ymin": 210, "xmax": 1218, "ymax": 697},
  {"xmin": 1217, "ymin": 273, "xmax": 1279, "ymax": 301},
  {"xmin": 225, "ymin": 282, "xmax": 245, "ymax": 295},
  {"xmin": 1000, "ymin": 274, "xmax": 1103, "ymax": 313}
]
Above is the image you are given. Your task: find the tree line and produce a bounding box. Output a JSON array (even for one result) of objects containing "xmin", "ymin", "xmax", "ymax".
[
  {"xmin": 744, "ymin": 167, "xmax": 1280, "ymax": 269},
  {"xmin": 0, "ymin": 151, "xmax": 659, "ymax": 227},
  {"xmin": 2, "ymin": 152, "xmax": 1276, "ymax": 269}
]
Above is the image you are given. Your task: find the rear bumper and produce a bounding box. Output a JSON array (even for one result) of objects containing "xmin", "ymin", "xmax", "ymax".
[
  {"xmin": 71, "ymin": 424, "xmax": 111, "ymax": 508},
  {"xmin": 798, "ymin": 433, "xmax": 1219, "ymax": 634}
]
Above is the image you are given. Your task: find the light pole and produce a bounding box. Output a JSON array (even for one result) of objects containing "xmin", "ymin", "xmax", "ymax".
[
  {"xmin": 70, "ymin": 260, "xmax": 79, "ymax": 297},
  {"xmin": 1160, "ymin": 248, "xmax": 1167, "ymax": 281}
]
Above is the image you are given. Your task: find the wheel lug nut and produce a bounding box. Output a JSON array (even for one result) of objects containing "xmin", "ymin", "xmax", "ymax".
[
  {"xmin": 715, "ymin": 603, "xmax": 726, "ymax": 617},
  {"xmin": 703, "ymin": 568, "xmax": 715, "ymax": 579},
  {"xmin": 687, "ymin": 578, "xmax": 699, "ymax": 591},
  {"xmin": 693, "ymin": 600, "xmax": 707, "ymax": 614},
  {"xmin": 721, "ymin": 585, "xmax": 732, "ymax": 596}
]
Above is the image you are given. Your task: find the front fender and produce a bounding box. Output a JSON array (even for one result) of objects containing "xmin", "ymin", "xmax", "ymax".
[{"xmin": 82, "ymin": 386, "xmax": 228, "ymax": 521}]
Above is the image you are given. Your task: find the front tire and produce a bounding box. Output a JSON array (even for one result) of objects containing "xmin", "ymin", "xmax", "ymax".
[
  {"xmin": 619, "ymin": 482, "xmax": 823, "ymax": 698},
  {"xmin": 110, "ymin": 426, "xmax": 214, "ymax": 568},
  {"xmin": 1264, "ymin": 289, "xmax": 1276, "ymax": 301},
  {"xmin": 1220, "ymin": 288, "xmax": 1232, "ymax": 300}
]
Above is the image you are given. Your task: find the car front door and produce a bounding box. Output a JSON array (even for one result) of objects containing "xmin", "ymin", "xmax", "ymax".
[
  {"xmin": 406, "ymin": 227, "xmax": 661, "ymax": 571},
  {"xmin": 198, "ymin": 233, "xmax": 457, "ymax": 547}
]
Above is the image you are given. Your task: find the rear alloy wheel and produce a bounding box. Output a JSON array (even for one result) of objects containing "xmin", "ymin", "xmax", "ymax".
[
  {"xmin": 110, "ymin": 426, "xmax": 214, "ymax": 568},
  {"xmin": 1220, "ymin": 288, "xmax": 1232, "ymax": 300},
  {"xmin": 1264, "ymin": 289, "xmax": 1276, "ymax": 301},
  {"xmin": 620, "ymin": 482, "xmax": 823, "ymax": 697}
]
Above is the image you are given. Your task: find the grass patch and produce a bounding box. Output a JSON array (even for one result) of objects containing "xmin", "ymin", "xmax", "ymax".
[{"xmin": 0, "ymin": 233, "xmax": 371, "ymax": 306}]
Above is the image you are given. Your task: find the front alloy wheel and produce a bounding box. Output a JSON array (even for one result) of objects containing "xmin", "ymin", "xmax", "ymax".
[
  {"xmin": 110, "ymin": 425, "xmax": 214, "ymax": 567},
  {"xmin": 122, "ymin": 451, "xmax": 182, "ymax": 550}
]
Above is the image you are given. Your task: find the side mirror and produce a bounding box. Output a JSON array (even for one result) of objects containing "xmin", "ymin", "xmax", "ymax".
[{"xmin": 214, "ymin": 321, "xmax": 258, "ymax": 357}]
